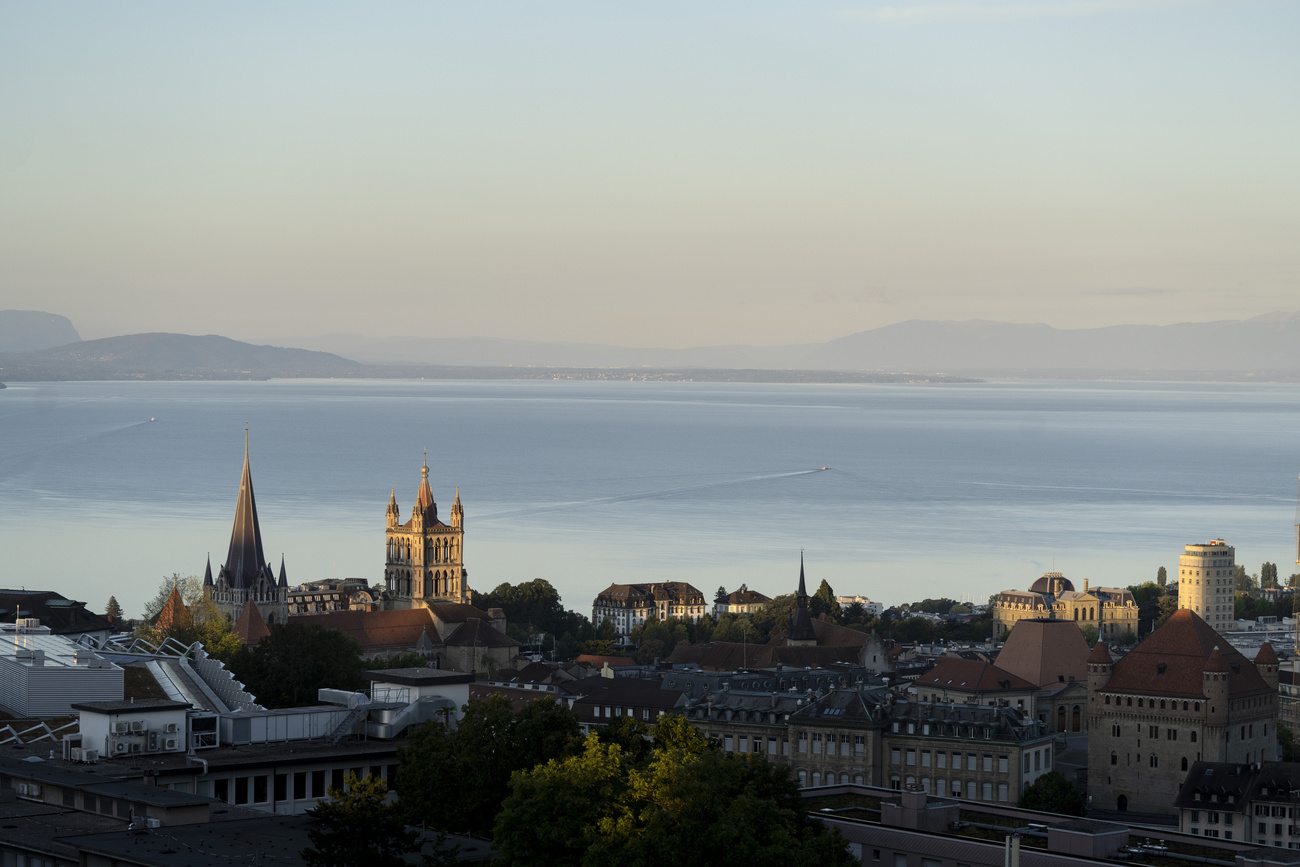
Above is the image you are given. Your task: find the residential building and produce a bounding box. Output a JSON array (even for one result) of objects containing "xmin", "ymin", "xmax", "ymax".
[
  {"xmin": 0, "ymin": 590, "xmax": 115, "ymax": 643},
  {"xmin": 990, "ymin": 573, "xmax": 1139, "ymax": 641},
  {"xmin": 909, "ymin": 657, "xmax": 1039, "ymax": 715},
  {"xmin": 571, "ymin": 677, "xmax": 687, "ymax": 732},
  {"xmin": 1180, "ymin": 539, "xmax": 1237, "ymax": 631},
  {"xmin": 591, "ymin": 581, "xmax": 706, "ymax": 642},
  {"xmin": 714, "ymin": 584, "xmax": 772, "ymax": 617},
  {"xmin": 203, "ymin": 434, "xmax": 289, "ymax": 626},
  {"xmin": 288, "ymin": 578, "xmax": 376, "ymax": 615},
  {"xmin": 383, "ymin": 455, "xmax": 468, "ymax": 608},
  {"xmin": 1086, "ymin": 609, "xmax": 1279, "ymax": 815},
  {"xmin": 838, "ymin": 594, "xmax": 885, "ymax": 617},
  {"xmin": 1170, "ymin": 760, "xmax": 1300, "ymax": 844}
]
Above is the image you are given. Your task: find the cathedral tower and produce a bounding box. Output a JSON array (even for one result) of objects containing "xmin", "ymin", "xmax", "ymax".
[
  {"xmin": 383, "ymin": 455, "xmax": 469, "ymax": 608},
  {"xmin": 209, "ymin": 433, "xmax": 288, "ymax": 626}
]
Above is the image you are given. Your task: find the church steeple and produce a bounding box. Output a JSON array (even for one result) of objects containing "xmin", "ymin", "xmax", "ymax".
[
  {"xmin": 221, "ymin": 431, "xmax": 269, "ymax": 590},
  {"xmin": 203, "ymin": 554, "xmax": 213, "ymax": 588},
  {"xmin": 450, "ymin": 486, "xmax": 463, "ymax": 529},
  {"xmin": 278, "ymin": 555, "xmax": 288, "ymax": 588},
  {"xmin": 788, "ymin": 552, "xmax": 817, "ymax": 645},
  {"xmin": 414, "ymin": 451, "xmax": 437, "ymax": 522}
]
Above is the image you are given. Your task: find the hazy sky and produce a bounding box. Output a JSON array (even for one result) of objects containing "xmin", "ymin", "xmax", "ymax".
[{"xmin": 2, "ymin": 2, "xmax": 1297, "ymax": 347}]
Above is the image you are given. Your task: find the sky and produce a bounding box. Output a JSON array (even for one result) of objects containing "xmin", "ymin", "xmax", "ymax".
[{"xmin": 1, "ymin": 1, "xmax": 1297, "ymax": 348}]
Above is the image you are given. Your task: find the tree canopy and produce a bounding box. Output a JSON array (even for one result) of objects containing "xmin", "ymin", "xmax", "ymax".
[
  {"xmin": 397, "ymin": 694, "xmax": 581, "ymax": 837},
  {"xmin": 1018, "ymin": 771, "xmax": 1085, "ymax": 816},
  {"xmin": 493, "ymin": 716, "xmax": 856, "ymax": 867},
  {"xmin": 302, "ymin": 772, "xmax": 421, "ymax": 867},
  {"xmin": 227, "ymin": 622, "xmax": 366, "ymax": 708}
]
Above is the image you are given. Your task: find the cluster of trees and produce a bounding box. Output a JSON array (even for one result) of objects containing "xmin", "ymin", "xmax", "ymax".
[
  {"xmin": 473, "ymin": 579, "xmax": 597, "ymax": 660},
  {"xmin": 389, "ymin": 695, "xmax": 854, "ymax": 867}
]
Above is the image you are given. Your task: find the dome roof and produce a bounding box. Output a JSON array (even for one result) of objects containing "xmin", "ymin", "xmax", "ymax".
[{"xmin": 1029, "ymin": 573, "xmax": 1074, "ymax": 594}]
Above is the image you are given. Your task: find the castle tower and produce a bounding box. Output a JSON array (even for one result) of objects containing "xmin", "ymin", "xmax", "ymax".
[
  {"xmin": 383, "ymin": 455, "xmax": 469, "ymax": 609},
  {"xmin": 1256, "ymin": 642, "xmax": 1280, "ymax": 693}
]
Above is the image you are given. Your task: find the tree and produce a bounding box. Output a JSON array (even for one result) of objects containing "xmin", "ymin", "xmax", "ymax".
[
  {"xmin": 1157, "ymin": 566, "xmax": 1167, "ymax": 587},
  {"xmin": 1280, "ymin": 727, "xmax": 1300, "ymax": 763},
  {"xmin": 597, "ymin": 617, "xmax": 618, "ymax": 642},
  {"xmin": 141, "ymin": 573, "xmax": 206, "ymax": 622},
  {"xmin": 1116, "ymin": 627, "xmax": 1136, "ymax": 646},
  {"xmin": 397, "ymin": 694, "xmax": 581, "ymax": 838},
  {"xmin": 494, "ymin": 717, "xmax": 857, "ymax": 867},
  {"xmin": 842, "ymin": 601, "xmax": 866, "ymax": 624},
  {"xmin": 1126, "ymin": 582, "xmax": 1163, "ymax": 636},
  {"xmin": 715, "ymin": 585, "xmax": 729, "ymax": 604},
  {"xmin": 104, "ymin": 596, "xmax": 124, "ymax": 624},
  {"xmin": 1262, "ymin": 562, "xmax": 1279, "ymax": 589},
  {"xmin": 368, "ymin": 652, "xmax": 430, "ymax": 670},
  {"xmin": 1019, "ymin": 771, "xmax": 1085, "ymax": 815},
  {"xmin": 472, "ymin": 579, "xmax": 590, "ymax": 642},
  {"xmin": 950, "ymin": 603, "xmax": 971, "ymax": 615},
  {"xmin": 1235, "ymin": 565, "xmax": 1254, "ymax": 592},
  {"xmin": 1079, "ymin": 625, "xmax": 1099, "ymax": 647},
  {"xmin": 303, "ymin": 772, "xmax": 421, "ymax": 867},
  {"xmin": 1154, "ymin": 595, "xmax": 1179, "ymax": 629},
  {"xmin": 752, "ymin": 594, "xmax": 796, "ymax": 641},
  {"xmin": 228, "ymin": 622, "xmax": 366, "ymax": 708},
  {"xmin": 810, "ymin": 579, "xmax": 842, "ymax": 622}
]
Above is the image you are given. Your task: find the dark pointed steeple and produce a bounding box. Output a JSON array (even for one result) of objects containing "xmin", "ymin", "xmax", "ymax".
[
  {"xmin": 278, "ymin": 555, "xmax": 288, "ymax": 588},
  {"xmin": 788, "ymin": 552, "xmax": 816, "ymax": 644},
  {"xmin": 221, "ymin": 431, "xmax": 269, "ymax": 590},
  {"xmin": 203, "ymin": 554, "xmax": 214, "ymax": 588}
]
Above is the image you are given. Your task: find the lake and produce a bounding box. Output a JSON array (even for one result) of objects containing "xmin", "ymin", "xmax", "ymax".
[{"xmin": 1, "ymin": 378, "xmax": 1297, "ymax": 620}]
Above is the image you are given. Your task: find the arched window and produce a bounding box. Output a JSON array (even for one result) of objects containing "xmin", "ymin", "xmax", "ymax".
[
  {"xmin": 1182, "ymin": 757, "xmax": 1188, "ymax": 771},
  {"xmin": 1111, "ymin": 752, "xmax": 1117, "ymax": 765},
  {"xmin": 1190, "ymin": 731, "xmax": 1197, "ymax": 742}
]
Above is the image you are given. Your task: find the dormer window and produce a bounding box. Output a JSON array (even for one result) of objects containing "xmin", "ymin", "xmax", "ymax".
[{"xmin": 1157, "ymin": 663, "xmax": 1167, "ymax": 675}]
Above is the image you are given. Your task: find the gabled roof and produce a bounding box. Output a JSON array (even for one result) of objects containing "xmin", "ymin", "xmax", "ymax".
[
  {"xmin": 444, "ymin": 618, "xmax": 517, "ymax": 649},
  {"xmin": 430, "ymin": 603, "xmax": 491, "ymax": 623},
  {"xmin": 155, "ymin": 586, "xmax": 192, "ymax": 632},
  {"xmin": 915, "ymin": 657, "xmax": 1037, "ymax": 693},
  {"xmin": 294, "ymin": 609, "xmax": 442, "ymax": 652},
  {"xmin": 233, "ymin": 600, "xmax": 270, "ymax": 645},
  {"xmin": 222, "ymin": 434, "xmax": 269, "ymax": 590},
  {"xmin": 1103, "ymin": 609, "xmax": 1270, "ymax": 698},
  {"xmin": 996, "ymin": 619, "xmax": 1091, "ymax": 686},
  {"xmin": 724, "ymin": 588, "xmax": 772, "ymax": 606}
]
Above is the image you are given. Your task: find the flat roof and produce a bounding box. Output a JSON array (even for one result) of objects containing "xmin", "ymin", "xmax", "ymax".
[
  {"xmin": 71, "ymin": 699, "xmax": 192, "ymax": 713},
  {"xmin": 366, "ymin": 667, "xmax": 476, "ymax": 686}
]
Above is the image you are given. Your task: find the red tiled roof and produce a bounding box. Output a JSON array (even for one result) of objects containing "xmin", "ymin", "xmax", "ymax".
[
  {"xmin": 1102, "ymin": 609, "xmax": 1270, "ymax": 698},
  {"xmin": 1256, "ymin": 642, "xmax": 1279, "ymax": 666},
  {"xmin": 995, "ymin": 619, "xmax": 1090, "ymax": 687},
  {"xmin": 233, "ymin": 600, "xmax": 269, "ymax": 645},
  {"xmin": 916, "ymin": 658, "xmax": 1037, "ymax": 693},
  {"xmin": 294, "ymin": 609, "xmax": 441, "ymax": 652},
  {"xmin": 430, "ymin": 603, "xmax": 490, "ymax": 623},
  {"xmin": 1087, "ymin": 641, "xmax": 1113, "ymax": 665}
]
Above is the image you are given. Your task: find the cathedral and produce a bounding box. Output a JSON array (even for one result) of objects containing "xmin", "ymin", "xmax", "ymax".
[
  {"xmin": 382, "ymin": 455, "xmax": 468, "ymax": 608},
  {"xmin": 205, "ymin": 434, "xmax": 289, "ymax": 626}
]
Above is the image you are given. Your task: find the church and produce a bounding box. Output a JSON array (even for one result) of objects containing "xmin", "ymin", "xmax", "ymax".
[
  {"xmin": 204, "ymin": 434, "xmax": 289, "ymax": 626},
  {"xmin": 382, "ymin": 455, "xmax": 469, "ymax": 609}
]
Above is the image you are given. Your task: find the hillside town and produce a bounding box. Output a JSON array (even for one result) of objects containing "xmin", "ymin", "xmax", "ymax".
[{"xmin": 3, "ymin": 445, "xmax": 1300, "ymax": 866}]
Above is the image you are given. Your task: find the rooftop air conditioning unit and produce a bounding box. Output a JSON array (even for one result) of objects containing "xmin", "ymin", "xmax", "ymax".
[
  {"xmin": 130, "ymin": 720, "xmax": 146, "ymax": 732},
  {"xmin": 164, "ymin": 723, "xmax": 178, "ymax": 733},
  {"xmin": 114, "ymin": 722, "xmax": 130, "ymax": 734},
  {"xmin": 129, "ymin": 743, "xmax": 142, "ymax": 754},
  {"xmin": 115, "ymin": 742, "xmax": 128, "ymax": 754},
  {"xmin": 164, "ymin": 738, "xmax": 178, "ymax": 751},
  {"xmin": 82, "ymin": 750, "xmax": 98, "ymax": 763},
  {"xmin": 69, "ymin": 748, "xmax": 83, "ymax": 761}
]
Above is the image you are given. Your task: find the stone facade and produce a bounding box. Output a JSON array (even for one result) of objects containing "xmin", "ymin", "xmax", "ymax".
[
  {"xmin": 991, "ymin": 573, "xmax": 1138, "ymax": 642},
  {"xmin": 1086, "ymin": 610, "xmax": 1279, "ymax": 815},
  {"xmin": 591, "ymin": 582, "xmax": 706, "ymax": 642},
  {"xmin": 1178, "ymin": 539, "xmax": 1236, "ymax": 631},
  {"xmin": 383, "ymin": 456, "xmax": 468, "ymax": 609}
]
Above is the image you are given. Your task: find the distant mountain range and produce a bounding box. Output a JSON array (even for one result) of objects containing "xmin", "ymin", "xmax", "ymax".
[
  {"xmin": 4, "ymin": 310, "xmax": 1300, "ymax": 382},
  {"xmin": 276, "ymin": 312, "xmax": 1300, "ymax": 376}
]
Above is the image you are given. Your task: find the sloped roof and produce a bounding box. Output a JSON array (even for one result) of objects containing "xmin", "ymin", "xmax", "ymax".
[
  {"xmin": 1104, "ymin": 609, "xmax": 1271, "ymax": 698},
  {"xmin": 996, "ymin": 619, "xmax": 1090, "ymax": 686},
  {"xmin": 725, "ymin": 588, "xmax": 772, "ymax": 606},
  {"xmin": 575, "ymin": 654, "xmax": 637, "ymax": 668},
  {"xmin": 0, "ymin": 590, "xmax": 114, "ymax": 635},
  {"xmin": 444, "ymin": 617, "xmax": 517, "ymax": 649},
  {"xmin": 1088, "ymin": 641, "xmax": 1113, "ymax": 665},
  {"xmin": 233, "ymin": 600, "xmax": 270, "ymax": 645},
  {"xmin": 155, "ymin": 586, "xmax": 192, "ymax": 632},
  {"xmin": 1256, "ymin": 642, "xmax": 1279, "ymax": 665},
  {"xmin": 430, "ymin": 603, "xmax": 491, "ymax": 623},
  {"xmin": 915, "ymin": 657, "xmax": 1037, "ymax": 693},
  {"xmin": 294, "ymin": 609, "xmax": 441, "ymax": 652},
  {"xmin": 222, "ymin": 435, "xmax": 269, "ymax": 590}
]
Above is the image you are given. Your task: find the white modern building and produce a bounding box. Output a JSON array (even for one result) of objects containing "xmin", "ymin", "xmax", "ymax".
[
  {"xmin": 1179, "ymin": 539, "xmax": 1236, "ymax": 629},
  {"xmin": 0, "ymin": 620, "xmax": 122, "ymax": 717}
]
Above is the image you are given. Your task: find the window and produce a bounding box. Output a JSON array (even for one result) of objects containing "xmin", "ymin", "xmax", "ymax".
[
  {"xmin": 275, "ymin": 774, "xmax": 287, "ymax": 802},
  {"xmin": 800, "ymin": 733, "xmax": 809, "ymax": 753},
  {"xmin": 921, "ymin": 750, "xmax": 931, "ymax": 768},
  {"xmin": 1111, "ymin": 752, "xmax": 1118, "ymax": 766},
  {"xmin": 999, "ymin": 755, "xmax": 1008, "ymax": 773},
  {"xmin": 214, "ymin": 778, "xmax": 229, "ymax": 803},
  {"xmin": 254, "ymin": 776, "xmax": 268, "ymax": 804},
  {"xmin": 907, "ymin": 749, "xmax": 916, "ymax": 766},
  {"xmin": 983, "ymin": 754, "xmax": 993, "ymax": 772},
  {"xmin": 312, "ymin": 770, "xmax": 326, "ymax": 798},
  {"xmin": 1182, "ymin": 757, "xmax": 1188, "ymax": 771},
  {"xmin": 1191, "ymin": 731, "xmax": 1197, "ymax": 743},
  {"xmin": 967, "ymin": 753, "xmax": 977, "ymax": 771},
  {"xmin": 937, "ymin": 751, "xmax": 947, "ymax": 769},
  {"xmin": 998, "ymin": 783, "xmax": 1009, "ymax": 802},
  {"xmin": 294, "ymin": 772, "xmax": 306, "ymax": 800},
  {"xmin": 235, "ymin": 777, "xmax": 249, "ymax": 805},
  {"xmin": 1150, "ymin": 755, "xmax": 1159, "ymax": 768}
]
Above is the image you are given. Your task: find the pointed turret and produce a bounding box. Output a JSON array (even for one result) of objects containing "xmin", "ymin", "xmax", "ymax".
[
  {"xmin": 156, "ymin": 585, "xmax": 192, "ymax": 633},
  {"xmin": 414, "ymin": 451, "xmax": 437, "ymax": 522},
  {"xmin": 1256, "ymin": 641, "xmax": 1280, "ymax": 692},
  {"xmin": 450, "ymin": 486, "xmax": 463, "ymax": 530},
  {"xmin": 233, "ymin": 599, "xmax": 270, "ymax": 645},
  {"xmin": 387, "ymin": 487, "xmax": 400, "ymax": 529},
  {"xmin": 203, "ymin": 554, "xmax": 214, "ymax": 588},
  {"xmin": 221, "ymin": 432, "xmax": 270, "ymax": 590},
  {"xmin": 788, "ymin": 553, "xmax": 816, "ymax": 646},
  {"xmin": 278, "ymin": 555, "xmax": 288, "ymax": 589}
]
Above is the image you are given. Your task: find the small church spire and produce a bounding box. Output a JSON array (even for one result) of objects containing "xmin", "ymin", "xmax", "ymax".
[
  {"xmin": 278, "ymin": 555, "xmax": 288, "ymax": 588},
  {"xmin": 203, "ymin": 554, "xmax": 214, "ymax": 587}
]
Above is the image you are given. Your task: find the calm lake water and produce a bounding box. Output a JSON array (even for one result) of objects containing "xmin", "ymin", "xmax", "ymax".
[{"xmin": 1, "ymin": 378, "xmax": 1298, "ymax": 620}]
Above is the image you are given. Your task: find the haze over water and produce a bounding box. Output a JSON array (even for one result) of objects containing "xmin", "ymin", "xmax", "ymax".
[{"xmin": 1, "ymin": 378, "xmax": 1298, "ymax": 621}]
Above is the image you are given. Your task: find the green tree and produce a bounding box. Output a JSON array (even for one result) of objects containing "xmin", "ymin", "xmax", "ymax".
[
  {"xmin": 1079, "ymin": 625, "xmax": 1099, "ymax": 647},
  {"xmin": 1280, "ymin": 726, "xmax": 1300, "ymax": 763},
  {"xmin": 810, "ymin": 579, "xmax": 842, "ymax": 622},
  {"xmin": 1235, "ymin": 565, "xmax": 1254, "ymax": 592},
  {"xmin": 1157, "ymin": 566, "xmax": 1167, "ymax": 587},
  {"xmin": 104, "ymin": 596, "xmax": 124, "ymax": 624},
  {"xmin": 302, "ymin": 772, "xmax": 422, "ymax": 867},
  {"xmin": 228, "ymin": 622, "xmax": 366, "ymax": 708},
  {"xmin": 397, "ymin": 694, "xmax": 580, "ymax": 837},
  {"xmin": 752, "ymin": 594, "xmax": 796, "ymax": 641},
  {"xmin": 715, "ymin": 586, "xmax": 729, "ymax": 604},
  {"xmin": 1155, "ymin": 595, "xmax": 1179, "ymax": 629},
  {"xmin": 597, "ymin": 617, "xmax": 618, "ymax": 642},
  {"xmin": 367, "ymin": 652, "xmax": 430, "ymax": 670},
  {"xmin": 842, "ymin": 601, "xmax": 866, "ymax": 624},
  {"xmin": 1262, "ymin": 562, "xmax": 1279, "ymax": 589},
  {"xmin": 494, "ymin": 718, "xmax": 856, "ymax": 867},
  {"xmin": 949, "ymin": 603, "xmax": 971, "ymax": 615},
  {"xmin": 893, "ymin": 617, "xmax": 938, "ymax": 643},
  {"xmin": 1116, "ymin": 627, "xmax": 1136, "ymax": 646},
  {"xmin": 472, "ymin": 579, "xmax": 590, "ymax": 642},
  {"xmin": 1019, "ymin": 771, "xmax": 1085, "ymax": 815},
  {"xmin": 1127, "ymin": 582, "xmax": 1163, "ymax": 636}
]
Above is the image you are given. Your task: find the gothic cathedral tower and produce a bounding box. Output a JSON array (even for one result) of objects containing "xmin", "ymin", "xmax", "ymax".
[{"xmin": 383, "ymin": 455, "xmax": 468, "ymax": 609}]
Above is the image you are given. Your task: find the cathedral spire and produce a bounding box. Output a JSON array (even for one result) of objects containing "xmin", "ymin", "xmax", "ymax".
[
  {"xmin": 278, "ymin": 555, "xmax": 288, "ymax": 588},
  {"xmin": 222, "ymin": 433, "xmax": 269, "ymax": 590},
  {"xmin": 788, "ymin": 552, "xmax": 816, "ymax": 644},
  {"xmin": 203, "ymin": 554, "xmax": 213, "ymax": 588},
  {"xmin": 415, "ymin": 452, "xmax": 437, "ymax": 520},
  {"xmin": 797, "ymin": 550, "xmax": 808, "ymax": 599}
]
